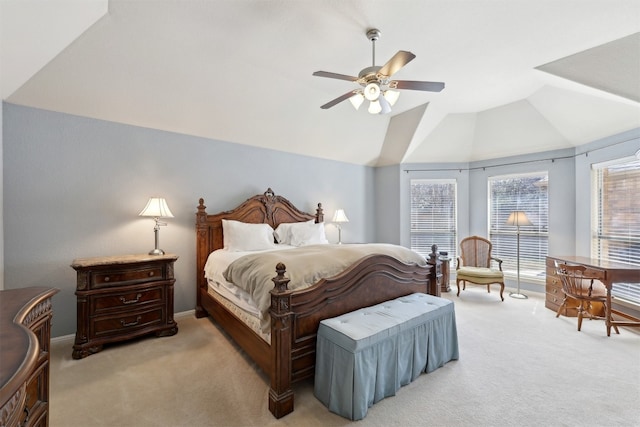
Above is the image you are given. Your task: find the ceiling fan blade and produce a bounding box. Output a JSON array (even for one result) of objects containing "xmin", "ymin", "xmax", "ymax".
[
  {"xmin": 313, "ymin": 71, "xmax": 358, "ymax": 82},
  {"xmin": 378, "ymin": 51, "xmax": 416, "ymax": 77},
  {"xmin": 392, "ymin": 80, "xmax": 445, "ymax": 92},
  {"xmin": 320, "ymin": 91, "xmax": 356, "ymax": 109}
]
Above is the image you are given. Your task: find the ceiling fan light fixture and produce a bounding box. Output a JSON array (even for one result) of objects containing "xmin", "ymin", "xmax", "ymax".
[
  {"xmin": 368, "ymin": 99, "xmax": 382, "ymax": 114},
  {"xmin": 349, "ymin": 92, "xmax": 365, "ymax": 110},
  {"xmin": 364, "ymin": 82, "xmax": 380, "ymax": 101},
  {"xmin": 383, "ymin": 90, "xmax": 400, "ymax": 106},
  {"xmin": 378, "ymin": 94, "xmax": 392, "ymax": 114}
]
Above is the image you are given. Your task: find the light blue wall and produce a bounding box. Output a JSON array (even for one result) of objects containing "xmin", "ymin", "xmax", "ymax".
[
  {"xmin": 3, "ymin": 104, "xmax": 374, "ymax": 337},
  {"xmin": 374, "ymin": 165, "xmax": 401, "ymax": 244},
  {"xmin": 4, "ymin": 102, "xmax": 638, "ymax": 337}
]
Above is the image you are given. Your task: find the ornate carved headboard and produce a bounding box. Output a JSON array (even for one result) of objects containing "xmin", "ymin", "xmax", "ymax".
[{"xmin": 195, "ymin": 188, "xmax": 324, "ymax": 299}]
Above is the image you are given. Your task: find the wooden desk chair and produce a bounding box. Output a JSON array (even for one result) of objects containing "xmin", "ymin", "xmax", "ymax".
[
  {"xmin": 554, "ymin": 262, "xmax": 620, "ymax": 335},
  {"xmin": 456, "ymin": 236, "xmax": 505, "ymax": 301}
]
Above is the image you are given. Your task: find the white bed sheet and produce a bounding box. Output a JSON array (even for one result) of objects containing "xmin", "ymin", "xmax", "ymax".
[{"xmin": 204, "ymin": 245, "xmax": 297, "ymax": 318}]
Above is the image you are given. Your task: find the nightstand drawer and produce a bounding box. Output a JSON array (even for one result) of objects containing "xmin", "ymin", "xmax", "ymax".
[
  {"xmin": 91, "ymin": 287, "xmax": 164, "ymax": 314},
  {"xmin": 91, "ymin": 265, "xmax": 164, "ymax": 288},
  {"xmin": 92, "ymin": 307, "xmax": 164, "ymax": 337}
]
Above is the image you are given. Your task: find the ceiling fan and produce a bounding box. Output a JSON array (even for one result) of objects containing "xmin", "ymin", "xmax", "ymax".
[{"xmin": 312, "ymin": 28, "xmax": 445, "ymax": 114}]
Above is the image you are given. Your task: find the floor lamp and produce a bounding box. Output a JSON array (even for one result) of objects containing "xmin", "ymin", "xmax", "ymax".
[{"xmin": 505, "ymin": 210, "xmax": 532, "ymax": 299}]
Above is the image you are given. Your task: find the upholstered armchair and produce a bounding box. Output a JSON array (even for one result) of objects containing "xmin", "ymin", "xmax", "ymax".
[{"xmin": 456, "ymin": 236, "xmax": 505, "ymax": 301}]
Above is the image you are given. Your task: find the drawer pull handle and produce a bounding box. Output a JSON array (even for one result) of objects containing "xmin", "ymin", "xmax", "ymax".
[
  {"xmin": 149, "ymin": 271, "xmax": 155, "ymax": 277},
  {"xmin": 121, "ymin": 316, "xmax": 142, "ymax": 327},
  {"xmin": 23, "ymin": 406, "xmax": 30, "ymax": 425},
  {"xmin": 120, "ymin": 293, "xmax": 142, "ymax": 305},
  {"xmin": 104, "ymin": 276, "xmax": 110, "ymax": 282}
]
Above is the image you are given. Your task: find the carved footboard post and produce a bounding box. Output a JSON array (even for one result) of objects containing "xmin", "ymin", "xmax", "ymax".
[
  {"xmin": 427, "ymin": 244, "xmax": 442, "ymax": 297},
  {"xmin": 269, "ymin": 263, "xmax": 294, "ymax": 418},
  {"xmin": 195, "ymin": 198, "xmax": 209, "ymax": 318}
]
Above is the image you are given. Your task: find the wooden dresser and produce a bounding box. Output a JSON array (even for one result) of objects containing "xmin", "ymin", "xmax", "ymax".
[
  {"xmin": 71, "ymin": 254, "xmax": 178, "ymax": 359},
  {"xmin": 0, "ymin": 287, "xmax": 58, "ymax": 427}
]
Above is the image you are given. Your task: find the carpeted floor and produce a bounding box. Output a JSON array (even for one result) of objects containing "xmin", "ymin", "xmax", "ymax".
[{"xmin": 49, "ymin": 287, "xmax": 640, "ymax": 426}]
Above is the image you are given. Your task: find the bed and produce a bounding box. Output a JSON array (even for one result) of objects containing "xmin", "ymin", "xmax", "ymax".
[{"xmin": 195, "ymin": 188, "xmax": 442, "ymax": 418}]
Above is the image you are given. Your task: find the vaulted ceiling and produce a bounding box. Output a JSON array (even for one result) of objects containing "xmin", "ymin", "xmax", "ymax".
[{"xmin": 2, "ymin": 1, "xmax": 639, "ymax": 166}]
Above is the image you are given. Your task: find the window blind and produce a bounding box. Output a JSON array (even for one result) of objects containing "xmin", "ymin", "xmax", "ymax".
[
  {"xmin": 410, "ymin": 179, "xmax": 457, "ymax": 261},
  {"xmin": 488, "ymin": 172, "xmax": 548, "ymax": 280},
  {"xmin": 592, "ymin": 157, "xmax": 640, "ymax": 304}
]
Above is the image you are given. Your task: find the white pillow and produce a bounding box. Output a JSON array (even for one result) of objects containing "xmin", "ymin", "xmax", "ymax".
[
  {"xmin": 289, "ymin": 222, "xmax": 329, "ymax": 247},
  {"xmin": 222, "ymin": 219, "xmax": 275, "ymax": 252},
  {"xmin": 274, "ymin": 220, "xmax": 314, "ymax": 245}
]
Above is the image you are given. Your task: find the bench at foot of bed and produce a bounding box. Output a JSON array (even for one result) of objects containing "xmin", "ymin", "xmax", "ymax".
[{"xmin": 314, "ymin": 293, "xmax": 459, "ymax": 420}]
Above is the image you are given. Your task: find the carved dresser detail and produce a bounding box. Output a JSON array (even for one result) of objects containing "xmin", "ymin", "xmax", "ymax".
[{"xmin": 0, "ymin": 287, "xmax": 58, "ymax": 427}]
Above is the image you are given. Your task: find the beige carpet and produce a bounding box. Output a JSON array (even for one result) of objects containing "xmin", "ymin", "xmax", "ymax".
[{"xmin": 49, "ymin": 288, "xmax": 640, "ymax": 427}]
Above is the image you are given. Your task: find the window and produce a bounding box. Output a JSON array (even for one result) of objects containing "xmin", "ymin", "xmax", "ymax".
[
  {"xmin": 410, "ymin": 179, "xmax": 457, "ymax": 261},
  {"xmin": 488, "ymin": 172, "xmax": 548, "ymax": 281},
  {"xmin": 592, "ymin": 157, "xmax": 640, "ymax": 304}
]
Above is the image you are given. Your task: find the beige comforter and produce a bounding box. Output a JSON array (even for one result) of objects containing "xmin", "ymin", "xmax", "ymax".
[{"xmin": 223, "ymin": 243, "xmax": 427, "ymax": 332}]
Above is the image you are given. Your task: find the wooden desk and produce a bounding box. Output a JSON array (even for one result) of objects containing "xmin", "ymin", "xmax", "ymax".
[{"xmin": 548, "ymin": 256, "xmax": 640, "ymax": 336}]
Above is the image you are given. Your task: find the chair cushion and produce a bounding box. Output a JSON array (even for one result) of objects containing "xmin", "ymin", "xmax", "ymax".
[
  {"xmin": 575, "ymin": 279, "xmax": 607, "ymax": 298},
  {"xmin": 457, "ymin": 266, "xmax": 504, "ymax": 281}
]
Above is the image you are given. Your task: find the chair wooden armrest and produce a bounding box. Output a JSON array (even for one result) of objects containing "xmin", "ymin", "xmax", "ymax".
[
  {"xmin": 490, "ymin": 256, "xmax": 503, "ymax": 271},
  {"xmin": 456, "ymin": 257, "xmax": 462, "ymax": 270}
]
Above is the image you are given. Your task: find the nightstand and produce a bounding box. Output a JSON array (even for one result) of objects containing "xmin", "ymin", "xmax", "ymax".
[{"xmin": 71, "ymin": 253, "xmax": 178, "ymax": 359}]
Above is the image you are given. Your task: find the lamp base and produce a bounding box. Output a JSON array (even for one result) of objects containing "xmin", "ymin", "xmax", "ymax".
[
  {"xmin": 509, "ymin": 292, "xmax": 528, "ymax": 299},
  {"xmin": 148, "ymin": 248, "xmax": 165, "ymax": 256}
]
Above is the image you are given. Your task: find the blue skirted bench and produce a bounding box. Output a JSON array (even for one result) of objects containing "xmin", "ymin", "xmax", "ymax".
[{"xmin": 314, "ymin": 293, "xmax": 459, "ymax": 420}]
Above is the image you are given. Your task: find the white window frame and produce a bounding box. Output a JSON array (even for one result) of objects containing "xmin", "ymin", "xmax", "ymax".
[
  {"xmin": 410, "ymin": 179, "xmax": 458, "ymax": 261},
  {"xmin": 488, "ymin": 172, "xmax": 549, "ymax": 283},
  {"xmin": 591, "ymin": 156, "xmax": 640, "ymax": 304}
]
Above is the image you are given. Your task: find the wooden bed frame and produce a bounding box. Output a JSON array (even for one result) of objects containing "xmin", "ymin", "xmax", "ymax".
[{"xmin": 195, "ymin": 188, "xmax": 441, "ymax": 418}]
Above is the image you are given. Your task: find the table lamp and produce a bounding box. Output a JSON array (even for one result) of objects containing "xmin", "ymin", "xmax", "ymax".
[
  {"xmin": 139, "ymin": 197, "xmax": 174, "ymax": 255},
  {"xmin": 332, "ymin": 209, "xmax": 349, "ymax": 244}
]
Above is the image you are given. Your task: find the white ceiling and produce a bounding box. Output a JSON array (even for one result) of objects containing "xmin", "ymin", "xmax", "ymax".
[{"xmin": 2, "ymin": 0, "xmax": 639, "ymax": 166}]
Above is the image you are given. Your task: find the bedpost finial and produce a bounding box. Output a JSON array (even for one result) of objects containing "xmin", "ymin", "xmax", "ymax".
[
  {"xmin": 197, "ymin": 198, "xmax": 208, "ymax": 223},
  {"xmin": 275, "ymin": 262, "xmax": 286, "ymax": 277},
  {"xmin": 272, "ymin": 263, "xmax": 290, "ymax": 293},
  {"xmin": 316, "ymin": 203, "xmax": 324, "ymax": 223}
]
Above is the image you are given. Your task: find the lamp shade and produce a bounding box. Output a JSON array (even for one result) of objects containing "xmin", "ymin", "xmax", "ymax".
[
  {"xmin": 368, "ymin": 100, "xmax": 382, "ymax": 114},
  {"xmin": 505, "ymin": 211, "xmax": 532, "ymax": 227},
  {"xmin": 332, "ymin": 209, "xmax": 349, "ymax": 223},
  {"xmin": 383, "ymin": 90, "xmax": 400, "ymax": 106},
  {"xmin": 139, "ymin": 197, "xmax": 174, "ymax": 218},
  {"xmin": 349, "ymin": 92, "xmax": 365, "ymax": 110}
]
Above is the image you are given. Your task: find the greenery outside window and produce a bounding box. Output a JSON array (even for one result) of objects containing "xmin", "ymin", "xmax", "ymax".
[
  {"xmin": 592, "ymin": 156, "xmax": 640, "ymax": 304},
  {"xmin": 410, "ymin": 179, "xmax": 457, "ymax": 261},
  {"xmin": 488, "ymin": 172, "xmax": 548, "ymax": 282}
]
